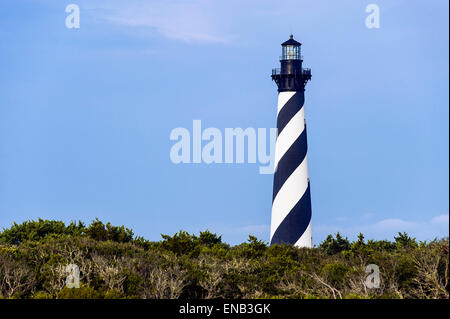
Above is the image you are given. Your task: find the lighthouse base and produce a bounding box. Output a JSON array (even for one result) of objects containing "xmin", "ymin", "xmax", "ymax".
[{"xmin": 294, "ymin": 222, "xmax": 312, "ymax": 248}]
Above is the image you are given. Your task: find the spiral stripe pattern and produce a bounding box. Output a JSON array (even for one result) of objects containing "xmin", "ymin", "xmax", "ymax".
[{"xmin": 270, "ymin": 91, "xmax": 313, "ymax": 247}]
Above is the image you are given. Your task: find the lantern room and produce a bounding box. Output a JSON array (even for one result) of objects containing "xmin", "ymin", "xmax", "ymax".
[{"xmin": 281, "ymin": 34, "xmax": 302, "ymax": 60}]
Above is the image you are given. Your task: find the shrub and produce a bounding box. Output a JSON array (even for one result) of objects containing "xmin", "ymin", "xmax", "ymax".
[
  {"xmin": 0, "ymin": 219, "xmax": 447, "ymax": 299},
  {"xmin": 319, "ymin": 233, "xmax": 351, "ymax": 255},
  {"xmin": 0, "ymin": 219, "xmax": 85, "ymax": 244}
]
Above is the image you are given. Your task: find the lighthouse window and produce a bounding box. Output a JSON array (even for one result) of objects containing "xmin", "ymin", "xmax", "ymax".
[
  {"xmin": 287, "ymin": 46, "xmax": 295, "ymax": 59},
  {"xmin": 282, "ymin": 45, "xmax": 300, "ymax": 60}
]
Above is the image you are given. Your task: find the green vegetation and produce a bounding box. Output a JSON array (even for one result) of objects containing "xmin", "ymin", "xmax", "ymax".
[{"xmin": 0, "ymin": 219, "xmax": 448, "ymax": 299}]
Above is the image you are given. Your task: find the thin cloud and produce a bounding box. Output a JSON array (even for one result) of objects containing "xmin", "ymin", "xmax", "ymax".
[
  {"xmin": 373, "ymin": 218, "xmax": 417, "ymax": 230},
  {"xmin": 431, "ymin": 214, "xmax": 449, "ymax": 224},
  {"xmin": 83, "ymin": 0, "xmax": 234, "ymax": 44}
]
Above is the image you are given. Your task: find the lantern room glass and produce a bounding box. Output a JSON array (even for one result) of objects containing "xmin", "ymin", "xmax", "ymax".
[{"xmin": 282, "ymin": 45, "xmax": 301, "ymax": 60}]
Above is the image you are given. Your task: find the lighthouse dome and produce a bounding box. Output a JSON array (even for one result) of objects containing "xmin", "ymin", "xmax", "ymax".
[{"xmin": 281, "ymin": 35, "xmax": 301, "ymax": 46}]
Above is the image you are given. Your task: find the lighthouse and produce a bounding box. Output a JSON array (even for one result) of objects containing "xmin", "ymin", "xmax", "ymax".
[{"xmin": 270, "ymin": 35, "xmax": 313, "ymax": 247}]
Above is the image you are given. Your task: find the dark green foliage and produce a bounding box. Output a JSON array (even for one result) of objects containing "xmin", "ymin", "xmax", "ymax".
[
  {"xmin": 394, "ymin": 232, "xmax": 418, "ymax": 249},
  {"xmin": 0, "ymin": 219, "xmax": 85, "ymax": 244},
  {"xmin": 0, "ymin": 219, "xmax": 448, "ymax": 299},
  {"xmin": 160, "ymin": 230, "xmax": 227, "ymax": 257},
  {"xmin": 321, "ymin": 263, "xmax": 350, "ymax": 287},
  {"xmin": 395, "ymin": 256, "xmax": 417, "ymax": 289},
  {"xmin": 233, "ymin": 235, "xmax": 267, "ymax": 259},
  {"xmin": 0, "ymin": 218, "xmax": 135, "ymax": 245},
  {"xmin": 86, "ymin": 218, "xmax": 134, "ymax": 243},
  {"xmin": 160, "ymin": 231, "xmax": 201, "ymax": 256},
  {"xmin": 319, "ymin": 233, "xmax": 351, "ymax": 255},
  {"xmin": 367, "ymin": 239, "xmax": 397, "ymax": 252},
  {"xmin": 198, "ymin": 230, "xmax": 222, "ymax": 247}
]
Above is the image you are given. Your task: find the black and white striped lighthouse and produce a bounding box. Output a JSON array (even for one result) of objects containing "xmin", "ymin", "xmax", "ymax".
[{"xmin": 270, "ymin": 35, "xmax": 313, "ymax": 247}]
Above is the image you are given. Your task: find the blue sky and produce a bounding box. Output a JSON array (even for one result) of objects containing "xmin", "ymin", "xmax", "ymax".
[{"xmin": 0, "ymin": 0, "xmax": 448, "ymax": 245}]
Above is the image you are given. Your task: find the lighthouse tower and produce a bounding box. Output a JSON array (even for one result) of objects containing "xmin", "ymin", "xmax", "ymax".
[{"xmin": 270, "ymin": 35, "xmax": 313, "ymax": 247}]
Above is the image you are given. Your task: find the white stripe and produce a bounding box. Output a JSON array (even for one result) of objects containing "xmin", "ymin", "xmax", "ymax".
[
  {"xmin": 274, "ymin": 108, "xmax": 305, "ymax": 171},
  {"xmin": 277, "ymin": 91, "xmax": 296, "ymax": 115},
  {"xmin": 270, "ymin": 155, "xmax": 309, "ymax": 239},
  {"xmin": 294, "ymin": 221, "xmax": 313, "ymax": 248}
]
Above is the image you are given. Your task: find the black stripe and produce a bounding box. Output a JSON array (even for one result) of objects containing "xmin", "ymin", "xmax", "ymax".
[
  {"xmin": 277, "ymin": 92, "xmax": 304, "ymax": 135},
  {"xmin": 270, "ymin": 183, "xmax": 312, "ymax": 246},
  {"xmin": 272, "ymin": 128, "xmax": 308, "ymax": 202}
]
